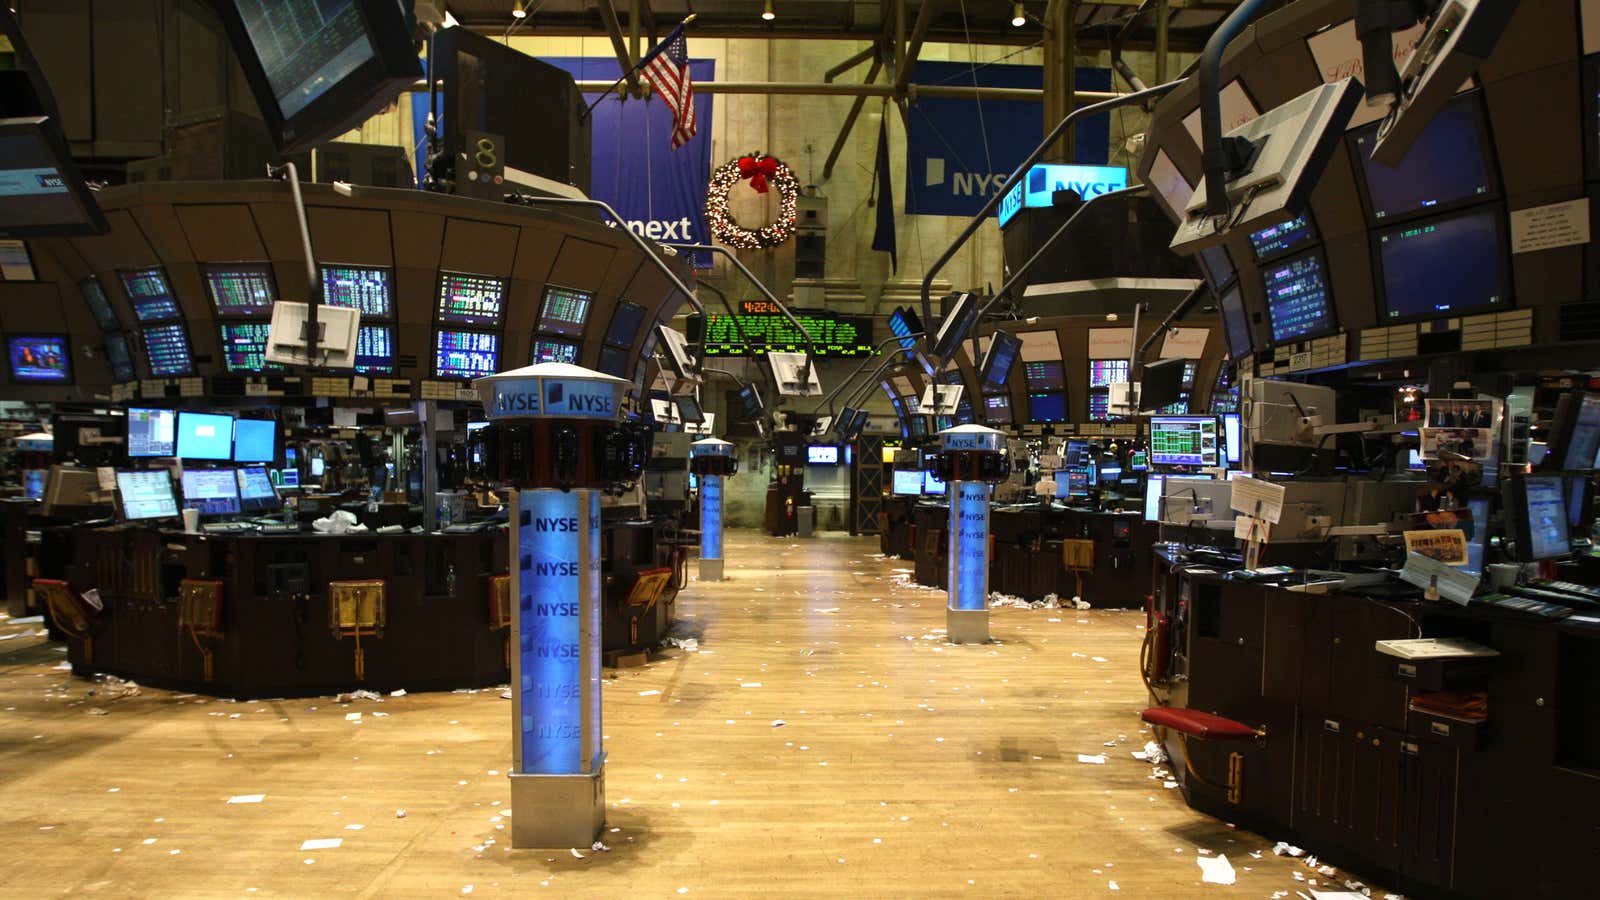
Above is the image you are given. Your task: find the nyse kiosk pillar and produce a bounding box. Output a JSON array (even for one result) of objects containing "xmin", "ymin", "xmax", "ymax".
[
  {"xmin": 474, "ymin": 362, "xmax": 635, "ymax": 849},
  {"xmin": 935, "ymin": 425, "xmax": 1010, "ymax": 644},
  {"xmin": 690, "ymin": 437, "xmax": 737, "ymax": 581}
]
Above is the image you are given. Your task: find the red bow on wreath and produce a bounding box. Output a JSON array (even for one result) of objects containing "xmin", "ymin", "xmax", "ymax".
[{"xmin": 737, "ymin": 155, "xmax": 779, "ymax": 194}]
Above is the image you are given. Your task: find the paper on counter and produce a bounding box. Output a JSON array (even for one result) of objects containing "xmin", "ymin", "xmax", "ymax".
[
  {"xmin": 1196, "ymin": 853, "xmax": 1236, "ymax": 885},
  {"xmin": 1230, "ymin": 477, "xmax": 1285, "ymax": 524},
  {"xmin": 1398, "ymin": 551, "xmax": 1478, "ymax": 606}
]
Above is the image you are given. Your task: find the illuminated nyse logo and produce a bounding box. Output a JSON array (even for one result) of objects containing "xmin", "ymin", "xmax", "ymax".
[
  {"xmin": 36, "ymin": 173, "xmax": 65, "ymax": 190},
  {"xmin": 994, "ymin": 163, "xmax": 1129, "ymax": 227},
  {"xmin": 546, "ymin": 380, "xmax": 615, "ymax": 417}
]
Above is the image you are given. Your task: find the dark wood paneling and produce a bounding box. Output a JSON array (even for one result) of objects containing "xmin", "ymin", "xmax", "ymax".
[
  {"xmin": 174, "ymin": 204, "xmax": 268, "ymax": 262},
  {"xmin": 547, "ymin": 236, "xmax": 617, "ymax": 293}
]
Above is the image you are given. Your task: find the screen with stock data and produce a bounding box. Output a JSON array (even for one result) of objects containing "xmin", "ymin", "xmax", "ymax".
[
  {"xmin": 1377, "ymin": 206, "xmax": 1506, "ymax": 321},
  {"xmin": 532, "ymin": 337, "xmax": 580, "ymax": 365},
  {"xmin": 438, "ymin": 272, "xmax": 506, "ymax": 328},
  {"xmin": 1248, "ymin": 215, "xmax": 1315, "ymax": 261},
  {"xmin": 239, "ymin": 0, "xmax": 376, "ymax": 119},
  {"xmin": 205, "ymin": 264, "xmax": 276, "ymax": 317},
  {"xmin": 143, "ymin": 323, "xmax": 193, "ymax": 376},
  {"xmin": 537, "ymin": 285, "xmax": 592, "ymax": 337},
  {"xmin": 81, "ymin": 279, "xmax": 119, "ymax": 331},
  {"xmin": 1263, "ymin": 253, "xmax": 1334, "ymax": 344},
  {"xmin": 321, "ymin": 265, "xmax": 391, "ymax": 317},
  {"xmin": 1022, "ymin": 360, "xmax": 1065, "ymax": 391},
  {"xmin": 434, "ymin": 330, "xmax": 499, "ymax": 379},
  {"xmin": 1089, "ymin": 359, "xmax": 1129, "ymax": 388},
  {"xmin": 120, "ymin": 268, "xmax": 179, "ymax": 322},
  {"xmin": 983, "ymin": 393, "xmax": 1013, "ymax": 425},
  {"xmin": 219, "ymin": 322, "xmax": 276, "ymax": 372},
  {"xmin": 354, "ymin": 324, "xmax": 393, "ymax": 374},
  {"xmin": 1149, "ymin": 416, "xmax": 1220, "ymax": 467}
]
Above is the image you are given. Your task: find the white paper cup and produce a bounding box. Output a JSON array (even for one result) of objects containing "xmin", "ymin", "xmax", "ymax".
[{"xmin": 182, "ymin": 508, "xmax": 200, "ymax": 533}]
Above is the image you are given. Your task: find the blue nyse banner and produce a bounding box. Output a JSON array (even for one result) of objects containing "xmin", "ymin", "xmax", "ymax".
[
  {"xmin": 518, "ymin": 490, "xmax": 602, "ymax": 775},
  {"xmin": 904, "ymin": 62, "xmax": 1111, "ymax": 217},
  {"xmin": 947, "ymin": 481, "xmax": 991, "ymax": 611},
  {"xmin": 996, "ymin": 163, "xmax": 1130, "ymax": 227},
  {"xmin": 700, "ymin": 474, "xmax": 723, "ymax": 559}
]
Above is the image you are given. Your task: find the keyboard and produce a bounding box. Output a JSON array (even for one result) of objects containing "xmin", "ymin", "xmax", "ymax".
[
  {"xmin": 200, "ymin": 522, "xmax": 254, "ymax": 534},
  {"xmin": 1534, "ymin": 580, "xmax": 1600, "ymax": 603},
  {"xmin": 257, "ymin": 524, "xmax": 299, "ymax": 534},
  {"xmin": 1476, "ymin": 593, "xmax": 1573, "ymax": 619},
  {"xmin": 1509, "ymin": 585, "xmax": 1600, "ymax": 609},
  {"xmin": 443, "ymin": 521, "xmax": 492, "ymax": 533}
]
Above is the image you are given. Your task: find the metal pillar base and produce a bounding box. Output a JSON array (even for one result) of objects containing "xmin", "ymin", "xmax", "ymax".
[
  {"xmin": 698, "ymin": 557, "xmax": 725, "ymax": 582},
  {"xmin": 509, "ymin": 767, "xmax": 605, "ymax": 849},
  {"xmin": 947, "ymin": 607, "xmax": 990, "ymax": 644}
]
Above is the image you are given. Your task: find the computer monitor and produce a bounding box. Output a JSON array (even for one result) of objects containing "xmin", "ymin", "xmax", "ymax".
[
  {"xmin": 1149, "ymin": 416, "xmax": 1221, "ymax": 467},
  {"xmin": 1353, "ymin": 91, "xmax": 1495, "ymax": 222},
  {"xmin": 1503, "ymin": 474, "xmax": 1571, "ymax": 562},
  {"xmin": 1545, "ymin": 393, "xmax": 1600, "ymax": 472},
  {"xmin": 1263, "ymin": 251, "xmax": 1336, "ymax": 345},
  {"xmin": 117, "ymin": 469, "xmax": 178, "ymax": 521},
  {"xmin": 537, "ymin": 285, "xmax": 593, "ymax": 337},
  {"xmin": 213, "ymin": 0, "xmax": 423, "ymax": 153},
  {"xmin": 127, "ymin": 408, "xmax": 176, "ymax": 457},
  {"xmin": 1065, "ymin": 441, "xmax": 1088, "ymax": 467},
  {"xmin": 233, "ymin": 419, "xmax": 277, "ymax": 463},
  {"xmin": 236, "ymin": 465, "xmax": 281, "ymax": 513},
  {"xmin": 437, "ymin": 271, "xmax": 505, "ymax": 328},
  {"xmin": 41, "ymin": 465, "xmax": 103, "ymax": 515},
  {"xmin": 354, "ymin": 324, "xmax": 394, "ymax": 374},
  {"xmin": 104, "ymin": 332, "xmax": 135, "ymax": 382},
  {"xmin": 1144, "ymin": 474, "xmax": 1166, "ymax": 521},
  {"xmin": 979, "ymin": 330, "xmax": 1022, "ymax": 391},
  {"xmin": 321, "ymin": 265, "xmax": 392, "ymax": 318},
  {"xmin": 434, "ymin": 330, "xmax": 500, "ymax": 379},
  {"xmin": 1249, "ymin": 214, "xmax": 1317, "ymax": 262},
  {"xmin": 891, "ymin": 468, "xmax": 923, "ymax": 495},
  {"xmin": 923, "ymin": 471, "xmax": 947, "ymax": 496},
  {"xmin": 81, "ymin": 278, "xmax": 119, "ymax": 331},
  {"xmin": 1027, "ymin": 391, "xmax": 1067, "ymax": 424},
  {"xmin": 1375, "ymin": 206, "xmax": 1507, "ymax": 322},
  {"xmin": 1138, "ymin": 358, "xmax": 1187, "ymax": 413},
  {"xmin": 604, "ymin": 301, "xmax": 647, "ymax": 348},
  {"xmin": 596, "ymin": 344, "xmax": 629, "ymax": 378},
  {"xmin": 808, "ymin": 445, "xmax": 839, "ymax": 465},
  {"xmin": 143, "ymin": 323, "xmax": 194, "ymax": 376},
  {"xmin": 1219, "ymin": 286, "xmax": 1252, "ymax": 359},
  {"xmin": 1022, "ymin": 360, "xmax": 1065, "ymax": 391},
  {"xmin": 0, "ymin": 114, "xmax": 108, "ymax": 238},
  {"xmin": 120, "ymin": 267, "xmax": 179, "ymax": 322},
  {"xmin": 309, "ymin": 456, "xmax": 325, "ymax": 478},
  {"xmin": 888, "ymin": 306, "xmax": 923, "ymax": 354},
  {"xmin": 532, "ymin": 337, "xmax": 580, "ymax": 365},
  {"xmin": 674, "ymin": 395, "xmax": 705, "ymax": 425},
  {"xmin": 7, "ymin": 334, "xmax": 69, "ymax": 383},
  {"xmin": 1129, "ymin": 450, "xmax": 1148, "ymax": 472},
  {"xmin": 204, "ymin": 263, "xmax": 276, "ymax": 318},
  {"xmin": 1462, "ymin": 495, "xmax": 1491, "ymax": 577},
  {"xmin": 1065, "ymin": 470, "xmax": 1089, "ymax": 498},
  {"xmin": 181, "ymin": 468, "xmax": 241, "ymax": 516},
  {"xmin": 930, "ymin": 292, "xmax": 980, "ymax": 361},
  {"xmin": 983, "ymin": 393, "xmax": 1012, "ymax": 425},
  {"xmin": 1223, "ymin": 413, "xmax": 1242, "ymax": 465},
  {"xmin": 219, "ymin": 322, "xmax": 275, "ymax": 372},
  {"xmin": 176, "ymin": 412, "xmax": 235, "ymax": 461},
  {"xmin": 280, "ymin": 467, "xmax": 301, "ymax": 490}
]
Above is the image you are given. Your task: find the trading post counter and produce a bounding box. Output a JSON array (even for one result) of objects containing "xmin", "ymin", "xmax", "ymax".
[
  {"xmin": 1146, "ymin": 549, "xmax": 1600, "ymax": 898},
  {"xmin": 43, "ymin": 520, "xmax": 681, "ymax": 698},
  {"xmin": 893, "ymin": 499, "xmax": 1155, "ymax": 608}
]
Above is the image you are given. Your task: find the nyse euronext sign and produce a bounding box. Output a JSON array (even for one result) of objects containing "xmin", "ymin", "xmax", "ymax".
[{"xmin": 996, "ymin": 164, "xmax": 1129, "ymax": 228}]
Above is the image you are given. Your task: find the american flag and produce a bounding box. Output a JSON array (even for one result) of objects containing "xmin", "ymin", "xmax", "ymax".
[{"xmin": 638, "ymin": 23, "xmax": 696, "ymax": 149}]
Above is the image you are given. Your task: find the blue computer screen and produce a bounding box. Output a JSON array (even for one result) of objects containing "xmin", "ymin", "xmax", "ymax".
[
  {"xmin": 233, "ymin": 419, "xmax": 276, "ymax": 463},
  {"xmin": 1264, "ymin": 253, "xmax": 1335, "ymax": 344},
  {"xmin": 180, "ymin": 468, "xmax": 240, "ymax": 516},
  {"xmin": 1377, "ymin": 206, "xmax": 1506, "ymax": 321},
  {"xmin": 434, "ymin": 331, "xmax": 500, "ymax": 379},
  {"xmin": 176, "ymin": 412, "xmax": 234, "ymax": 461},
  {"xmin": 1354, "ymin": 93, "xmax": 1494, "ymax": 221},
  {"xmin": 1027, "ymin": 391, "xmax": 1067, "ymax": 423}
]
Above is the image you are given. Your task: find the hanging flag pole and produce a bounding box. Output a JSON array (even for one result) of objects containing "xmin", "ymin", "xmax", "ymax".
[{"xmin": 580, "ymin": 13, "xmax": 696, "ymax": 124}]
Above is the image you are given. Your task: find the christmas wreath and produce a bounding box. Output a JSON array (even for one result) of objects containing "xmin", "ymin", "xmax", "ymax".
[{"xmin": 705, "ymin": 153, "xmax": 799, "ymax": 250}]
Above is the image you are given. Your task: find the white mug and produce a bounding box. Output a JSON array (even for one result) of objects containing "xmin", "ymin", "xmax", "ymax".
[{"xmin": 181, "ymin": 508, "xmax": 200, "ymax": 533}]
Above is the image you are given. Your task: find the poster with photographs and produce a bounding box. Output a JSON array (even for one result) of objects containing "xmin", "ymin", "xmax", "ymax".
[{"xmin": 1420, "ymin": 399, "xmax": 1497, "ymax": 461}]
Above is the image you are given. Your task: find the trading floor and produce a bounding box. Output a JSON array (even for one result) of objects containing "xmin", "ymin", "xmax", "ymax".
[{"xmin": 0, "ymin": 531, "xmax": 1375, "ymax": 898}]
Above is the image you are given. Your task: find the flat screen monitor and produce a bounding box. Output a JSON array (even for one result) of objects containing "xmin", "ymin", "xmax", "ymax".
[
  {"xmin": 1508, "ymin": 474, "xmax": 1570, "ymax": 562},
  {"xmin": 1065, "ymin": 470, "xmax": 1089, "ymax": 498},
  {"xmin": 1569, "ymin": 477, "xmax": 1591, "ymax": 530},
  {"xmin": 888, "ymin": 306, "xmax": 923, "ymax": 353},
  {"xmin": 1065, "ymin": 441, "xmax": 1088, "ymax": 467},
  {"xmin": 1458, "ymin": 494, "xmax": 1491, "ymax": 577},
  {"xmin": 537, "ymin": 285, "xmax": 593, "ymax": 337},
  {"xmin": 117, "ymin": 469, "xmax": 178, "ymax": 521},
  {"xmin": 1149, "ymin": 416, "xmax": 1220, "ymax": 467},
  {"xmin": 597, "ymin": 344, "xmax": 629, "ymax": 378},
  {"xmin": 1556, "ymin": 393, "xmax": 1600, "ymax": 472},
  {"xmin": 1198, "ymin": 244, "xmax": 1235, "ymax": 290},
  {"xmin": 434, "ymin": 330, "xmax": 500, "ymax": 380},
  {"xmin": 1023, "ymin": 360, "xmax": 1065, "ymax": 391},
  {"xmin": 7, "ymin": 334, "xmax": 69, "ymax": 383},
  {"xmin": 142, "ymin": 323, "xmax": 193, "ymax": 376},
  {"xmin": 1353, "ymin": 92, "xmax": 1494, "ymax": 222},
  {"xmin": 1223, "ymin": 413, "xmax": 1242, "ymax": 465},
  {"xmin": 204, "ymin": 263, "xmax": 276, "ymax": 317},
  {"xmin": 1263, "ymin": 252, "xmax": 1335, "ymax": 345},
  {"xmin": 354, "ymin": 324, "xmax": 393, "ymax": 374},
  {"xmin": 604, "ymin": 301, "xmax": 646, "ymax": 348},
  {"xmin": 120, "ymin": 268, "xmax": 179, "ymax": 322},
  {"xmin": 1219, "ymin": 286, "xmax": 1252, "ymax": 359},
  {"xmin": 181, "ymin": 468, "xmax": 241, "ymax": 516},
  {"xmin": 233, "ymin": 419, "xmax": 276, "ymax": 463},
  {"xmin": 909, "ymin": 415, "xmax": 928, "ymax": 437},
  {"xmin": 215, "ymin": 0, "xmax": 423, "ymax": 152},
  {"xmin": 105, "ymin": 332, "xmax": 135, "ymax": 381},
  {"xmin": 280, "ymin": 467, "xmax": 301, "ymax": 489},
  {"xmin": 931, "ymin": 292, "xmax": 980, "ymax": 361},
  {"xmin": 1026, "ymin": 391, "xmax": 1067, "ymax": 424},
  {"xmin": 321, "ymin": 265, "xmax": 391, "ymax": 318},
  {"xmin": 737, "ymin": 384, "xmax": 763, "ymax": 418},
  {"xmin": 127, "ymin": 408, "xmax": 176, "ymax": 457},
  {"xmin": 310, "ymin": 456, "xmax": 325, "ymax": 478},
  {"xmin": 237, "ymin": 465, "xmax": 280, "ymax": 512},
  {"xmin": 674, "ymin": 395, "xmax": 705, "ymax": 425},
  {"xmin": 1089, "ymin": 359, "xmax": 1129, "ymax": 388},
  {"xmin": 1249, "ymin": 214, "xmax": 1316, "ymax": 261},
  {"xmin": 1139, "ymin": 358, "xmax": 1187, "ymax": 413},
  {"xmin": 979, "ymin": 330, "xmax": 1022, "ymax": 391},
  {"xmin": 808, "ymin": 445, "xmax": 839, "ymax": 465},
  {"xmin": 532, "ymin": 337, "xmax": 580, "ymax": 365},
  {"xmin": 1376, "ymin": 206, "xmax": 1507, "ymax": 322},
  {"xmin": 176, "ymin": 412, "xmax": 235, "ymax": 461},
  {"xmin": 0, "ymin": 115, "xmax": 108, "ymax": 238},
  {"xmin": 985, "ymin": 394, "xmax": 1018, "ymax": 426},
  {"xmin": 219, "ymin": 322, "xmax": 275, "ymax": 372},
  {"xmin": 892, "ymin": 468, "xmax": 923, "ymax": 495},
  {"xmin": 81, "ymin": 279, "xmax": 119, "ymax": 331},
  {"xmin": 1143, "ymin": 474, "xmax": 1166, "ymax": 521},
  {"xmin": 923, "ymin": 471, "xmax": 947, "ymax": 495},
  {"xmin": 437, "ymin": 271, "xmax": 505, "ymax": 328},
  {"xmin": 1130, "ymin": 450, "xmax": 1148, "ymax": 471}
]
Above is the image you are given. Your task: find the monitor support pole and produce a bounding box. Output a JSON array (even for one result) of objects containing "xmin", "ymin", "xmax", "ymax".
[{"xmin": 272, "ymin": 162, "xmax": 322, "ymax": 368}]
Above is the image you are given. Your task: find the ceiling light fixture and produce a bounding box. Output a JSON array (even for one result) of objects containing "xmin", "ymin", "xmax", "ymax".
[
  {"xmin": 762, "ymin": 0, "xmax": 775, "ymax": 22},
  {"xmin": 1011, "ymin": 3, "xmax": 1026, "ymax": 27},
  {"xmin": 512, "ymin": 0, "xmax": 527, "ymax": 19}
]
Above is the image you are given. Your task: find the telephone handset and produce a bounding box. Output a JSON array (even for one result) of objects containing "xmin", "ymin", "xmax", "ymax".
[{"xmin": 553, "ymin": 425, "xmax": 579, "ymax": 487}]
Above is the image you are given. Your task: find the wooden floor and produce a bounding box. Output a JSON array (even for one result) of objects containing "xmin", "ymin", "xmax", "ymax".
[{"xmin": 0, "ymin": 531, "xmax": 1385, "ymax": 898}]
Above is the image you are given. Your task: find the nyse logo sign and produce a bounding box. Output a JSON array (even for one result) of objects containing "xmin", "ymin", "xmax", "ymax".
[
  {"xmin": 545, "ymin": 379, "xmax": 616, "ymax": 419},
  {"xmin": 995, "ymin": 164, "xmax": 1129, "ymax": 228}
]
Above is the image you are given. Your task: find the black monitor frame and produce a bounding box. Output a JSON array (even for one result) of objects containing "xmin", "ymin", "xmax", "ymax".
[
  {"xmin": 1543, "ymin": 392, "xmax": 1600, "ymax": 474},
  {"xmin": 211, "ymin": 0, "xmax": 423, "ymax": 153},
  {"xmin": 1348, "ymin": 89, "xmax": 1500, "ymax": 227},
  {"xmin": 203, "ymin": 262, "xmax": 278, "ymax": 319},
  {"xmin": 1138, "ymin": 357, "xmax": 1188, "ymax": 413},
  {"xmin": 1262, "ymin": 247, "xmax": 1338, "ymax": 347},
  {"xmin": 1502, "ymin": 472, "xmax": 1572, "ymax": 563},
  {"xmin": 978, "ymin": 330, "xmax": 1023, "ymax": 392},
  {"xmin": 1371, "ymin": 202, "xmax": 1511, "ymax": 326},
  {"xmin": 5, "ymin": 332, "xmax": 72, "ymax": 385}
]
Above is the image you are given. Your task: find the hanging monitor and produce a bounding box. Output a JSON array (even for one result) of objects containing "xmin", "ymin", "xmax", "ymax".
[
  {"xmin": 0, "ymin": 117, "xmax": 109, "ymax": 238},
  {"xmin": 143, "ymin": 323, "xmax": 194, "ymax": 376},
  {"xmin": 978, "ymin": 330, "xmax": 1022, "ymax": 391},
  {"xmin": 105, "ymin": 333, "xmax": 135, "ymax": 382},
  {"xmin": 1356, "ymin": 92, "xmax": 1496, "ymax": 221},
  {"xmin": 220, "ymin": 322, "xmax": 276, "ymax": 373},
  {"xmin": 673, "ymin": 395, "xmax": 705, "ymax": 425},
  {"xmin": 433, "ymin": 330, "xmax": 500, "ymax": 380},
  {"xmin": 536, "ymin": 285, "xmax": 592, "ymax": 337},
  {"xmin": 768, "ymin": 351, "xmax": 821, "ymax": 397},
  {"xmin": 930, "ymin": 292, "xmax": 981, "ymax": 362},
  {"xmin": 1023, "ymin": 360, "xmax": 1065, "ymax": 392},
  {"xmin": 1375, "ymin": 205, "xmax": 1507, "ymax": 322},
  {"xmin": 437, "ymin": 271, "xmax": 506, "ymax": 328},
  {"xmin": 266, "ymin": 302, "xmax": 360, "ymax": 368},
  {"xmin": 354, "ymin": 324, "xmax": 394, "ymax": 374},
  {"xmin": 1139, "ymin": 358, "xmax": 1188, "ymax": 413},
  {"xmin": 596, "ymin": 344, "xmax": 629, "ymax": 378},
  {"xmin": 656, "ymin": 325, "xmax": 699, "ymax": 384},
  {"xmin": 532, "ymin": 337, "xmax": 580, "ymax": 365},
  {"xmin": 604, "ymin": 301, "xmax": 646, "ymax": 348},
  {"xmin": 81, "ymin": 279, "xmax": 120, "ymax": 331},
  {"xmin": 1249, "ymin": 214, "xmax": 1316, "ymax": 262},
  {"xmin": 321, "ymin": 265, "xmax": 392, "ymax": 318},
  {"xmin": 6, "ymin": 334, "xmax": 69, "ymax": 383},
  {"xmin": 204, "ymin": 263, "xmax": 277, "ymax": 317},
  {"xmin": 888, "ymin": 306, "xmax": 924, "ymax": 354},
  {"xmin": 120, "ymin": 268, "xmax": 180, "ymax": 322},
  {"xmin": 1263, "ymin": 252, "xmax": 1336, "ymax": 345},
  {"xmin": 1219, "ymin": 286, "xmax": 1252, "ymax": 359},
  {"xmin": 212, "ymin": 0, "xmax": 423, "ymax": 153},
  {"xmin": 1026, "ymin": 391, "xmax": 1067, "ymax": 424}
]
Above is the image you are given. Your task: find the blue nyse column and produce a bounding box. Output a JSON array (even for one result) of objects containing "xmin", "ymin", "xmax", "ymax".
[
  {"xmin": 475, "ymin": 361, "xmax": 631, "ymax": 849},
  {"xmin": 939, "ymin": 424, "xmax": 1008, "ymax": 643},
  {"xmin": 690, "ymin": 437, "xmax": 735, "ymax": 581}
]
